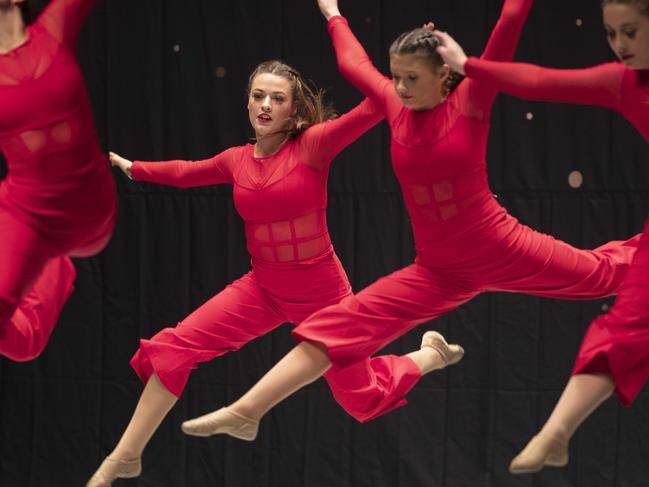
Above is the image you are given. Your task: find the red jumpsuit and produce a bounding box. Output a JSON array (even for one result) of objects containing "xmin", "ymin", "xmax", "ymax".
[
  {"xmin": 128, "ymin": 100, "xmax": 384, "ymax": 398},
  {"xmin": 464, "ymin": 58, "xmax": 649, "ymax": 405},
  {"xmin": 290, "ymin": 2, "xmax": 641, "ymax": 423},
  {"xmin": 0, "ymin": 0, "xmax": 116, "ymax": 361}
]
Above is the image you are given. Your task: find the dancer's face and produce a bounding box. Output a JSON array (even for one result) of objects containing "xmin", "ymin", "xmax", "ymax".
[
  {"xmin": 248, "ymin": 73, "xmax": 295, "ymax": 138},
  {"xmin": 603, "ymin": 4, "xmax": 649, "ymax": 69},
  {"xmin": 390, "ymin": 53, "xmax": 449, "ymax": 110}
]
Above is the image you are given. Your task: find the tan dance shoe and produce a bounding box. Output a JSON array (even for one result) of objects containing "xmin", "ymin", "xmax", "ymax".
[
  {"xmin": 181, "ymin": 407, "xmax": 259, "ymax": 441},
  {"xmin": 509, "ymin": 434, "xmax": 569, "ymax": 474},
  {"xmin": 421, "ymin": 331, "xmax": 465, "ymax": 369},
  {"xmin": 85, "ymin": 457, "xmax": 141, "ymax": 486}
]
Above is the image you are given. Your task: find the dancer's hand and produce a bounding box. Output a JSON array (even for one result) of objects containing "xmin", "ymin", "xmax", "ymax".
[
  {"xmin": 317, "ymin": 0, "xmax": 341, "ymax": 20},
  {"xmin": 433, "ymin": 30, "xmax": 467, "ymax": 75},
  {"xmin": 422, "ymin": 22, "xmax": 435, "ymax": 30},
  {"xmin": 109, "ymin": 151, "xmax": 133, "ymax": 179}
]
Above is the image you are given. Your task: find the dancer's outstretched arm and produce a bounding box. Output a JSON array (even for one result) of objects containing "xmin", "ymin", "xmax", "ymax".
[
  {"xmin": 300, "ymin": 97, "xmax": 383, "ymax": 171},
  {"xmin": 38, "ymin": 0, "xmax": 98, "ymax": 47},
  {"xmin": 455, "ymin": 0, "xmax": 534, "ymax": 118},
  {"xmin": 110, "ymin": 150, "xmax": 234, "ymax": 188},
  {"xmin": 436, "ymin": 30, "xmax": 622, "ymax": 110},
  {"xmin": 318, "ymin": 0, "xmax": 400, "ymax": 119}
]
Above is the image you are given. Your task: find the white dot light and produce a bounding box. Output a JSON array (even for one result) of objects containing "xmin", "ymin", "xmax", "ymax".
[
  {"xmin": 576, "ymin": 18, "xmax": 583, "ymax": 27},
  {"xmin": 215, "ymin": 66, "xmax": 227, "ymax": 78},
  {"xmin": 601, "ymin": 303, "xmax": 609, "ymax": 312},
  {"xmin": 526, "ymin": 112, "xmax": 534, "ymax": 120},
  {"xmin": 365, "ymin": 16, "xmax": 372, "ymax": 24},
  {"xmin": 173, "ymin": 44, "xmax": 181, "ymax": 53},
  {"xmin": 568, "ymin": 170, "xmax": 583, "ymax": 188}
]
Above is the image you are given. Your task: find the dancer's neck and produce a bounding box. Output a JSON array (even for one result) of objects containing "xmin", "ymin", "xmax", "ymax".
[
  {"xmin": 253, "ymin": 132, "xmax": 288, "ymax": 158},
  {"xmin": 0, "ymin": 8, "xmax": 28, "ymax": 55}
]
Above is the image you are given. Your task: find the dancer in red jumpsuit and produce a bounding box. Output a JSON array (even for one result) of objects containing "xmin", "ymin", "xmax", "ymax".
[
  {"xmin": 86, "ymin": 60, "xmax": 444, "ymax": 486},
  {"xmin": 178, "ymin": 0, "xmax": 641, "ymax": 446},
  {"xmin": 436, "ymin": 0, "xmax": 649, "ymax": 473},
  {"xmin": 0, "ymin": 0, "xmax": 116, "ymax": 362}
]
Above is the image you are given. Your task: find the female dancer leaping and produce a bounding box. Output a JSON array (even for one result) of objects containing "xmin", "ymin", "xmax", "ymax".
[
  {"xmin": 87, "ymin": 60, "xmax": 464, "ymax": 486},
  {"xmin": 0, "ymin": 0, "xmax": 116, "ymax": 362}
]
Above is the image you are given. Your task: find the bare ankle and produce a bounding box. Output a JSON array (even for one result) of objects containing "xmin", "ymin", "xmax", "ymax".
[{"xmin": 406, "ymin": 348, "xmax": 443, "ymax": 375}]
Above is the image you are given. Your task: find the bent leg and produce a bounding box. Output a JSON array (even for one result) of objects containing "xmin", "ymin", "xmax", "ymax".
[
  {"xmin": 508, "ymin": 221, "xmax": 649, "ymax": 474},
  {"xmin": 323, "ymin": 354, "xmax": 421, "ymax": 423},
  {"xmin": 487, "ymin": 225, "xmax": 639, "ymax": 299},
  {"xmin": 306, "ymin": 264, "xmax": 475, "ymax": 421},
  {"xmin": 0, "ymin": 212, "xmax": 75, "ymax": 361},
  {"xmin": 88, "ymin": 273, "xmax": 286, "ymax": 483},
  {"xmin": 572, "ymin": 217, "xmax": 649, "ymax": 405},
  {"xmin": 227, "ymin": 264, "xmax": 477, "ymax": 423},
  {"xmin": 130, "ymin": 272, "xmax": 284, "ymax": 397}
]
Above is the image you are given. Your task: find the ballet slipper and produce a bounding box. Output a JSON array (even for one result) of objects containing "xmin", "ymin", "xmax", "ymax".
[
  {"xmin": 85, "ymin": 457, "xmax": 141, "ymax": 486},
  {"xmin": 181, "ymin": 407, "xmax": 259, "ymax": 441},
  {"xmin": 509, "ymin": 433, "xmax": 569, "ymax": 474},
  {"xmin": 421, "ymin": 331, "xmax": 465, "ymax": 369}
]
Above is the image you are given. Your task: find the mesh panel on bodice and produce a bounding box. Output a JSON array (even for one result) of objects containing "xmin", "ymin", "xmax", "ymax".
[{"xmin": 245, "ymin": 209, "xmax": 330, "ymax": 262}]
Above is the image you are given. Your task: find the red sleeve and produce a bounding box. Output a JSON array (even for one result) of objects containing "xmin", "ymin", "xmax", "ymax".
[
  {"xmin": 300, "ymin": 98, "xmax": 384, "ymax": 171},
  {"xmin": 36, "ymin": 0, "xmax": 97, "ymax": 48},
  {"xmin": 458, "ymin": 0, "xmax": 534, "ymax": 119},
  {"xmin": 480, "ymin": 0, "xmax": 534, "ymax": 62},
  {"xmin": 328, "ymin": 16, "xmax": 402, "ymax": 121},
  {"xmin": 130, "ymin": 148, "xmax": 237, "ymax": 188},
  {"xmin": 464, "ymin": 59, "xmax": 623, "ymax": 110}
]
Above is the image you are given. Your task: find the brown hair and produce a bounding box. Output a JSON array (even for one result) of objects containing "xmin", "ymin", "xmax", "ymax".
[
  {"xmin": 247, "ymin": 60, "xmax": 336, "ymax": 140},
  {"xmin": 389, "ymin": 27, "xmax": 463, "ymax": 96},
  {"xmin": 602, "ymin": 0, "xmax": 649, "ymax": 16},
  {"xmin": 19, "ymin": 1, "xmax": 34, "ymax": 24}
]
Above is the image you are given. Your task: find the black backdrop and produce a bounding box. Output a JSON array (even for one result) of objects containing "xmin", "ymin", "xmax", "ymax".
[{"xmin": 1, "ymin": 1, "xmax": 649, "ymax": 486}]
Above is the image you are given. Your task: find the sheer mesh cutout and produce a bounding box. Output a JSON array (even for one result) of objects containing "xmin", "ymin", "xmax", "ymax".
[
  {"xmin": 439, "ymin": 204, "xmax": 459, "ymax": 221},
  {"xmin": 0, "ymin": 25, "xmax": 60, "ymax": 86},
  {"xmin": 432, "ymin": 181, "xmax": 454, "ymax": 202},
  {"xmin": 275, "ymin": 245, "xmax": 296, "ymax": 262},
  {"xmin": 252, "ymin": 224, "xmax": 271, "ymax": 243},
  {"xmin": 293, "ymin": 211, "xmax": 322, "ymax": 239},
  {"xmin": 297, "ymin": 236, "xmax": 329, "ymax": 260},
  {"xmin": 409, "ymin": 180, "xmax": 473, "ymax": 224},
  {"xmin": 51, "ymin": 121, "xmax": 72, "ymax": 144},
  {"xmin": 410, "ymin": 185, "xmax": 432, "ymax": 205},
  {"xmin": 3, "ymin": 112, "xmax": 85, "ymax": 162},
  {"xmin": 0, "ymin": 51, "xmax": 56, "ymax": 85},
  {"xmin": 257, "ymin": 247, "xmax": 275, "ymax": 261},
  {"xmin": 270, "ymin": 221, "xmax": 293, "ymax": 242},
  {"xmin": 0, "ymin": 68, "xmax": 22, "ymax": 86},
  {"xmin": 246, "ymin": 209, "xmax": 330, "ymax": 262},
  {"xmin": 20, "ymin": 130, "xmax": 48, "ymax": 153}
]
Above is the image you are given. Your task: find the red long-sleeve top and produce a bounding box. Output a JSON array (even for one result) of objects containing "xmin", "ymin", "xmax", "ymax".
[
  {"xmin": 131, "ymin": 100, "xmax": 382, "ymax": 264},
  {"xmin": 327, "ymin": 1, "xmax": 533, "ymax": 266},
  {"xmin": 464, "ymin": 58, "xmax": 649, "ymax": 141},
  {"xmin": 0, "ymin": 0, "xmax": 115, "ymax": 245}
]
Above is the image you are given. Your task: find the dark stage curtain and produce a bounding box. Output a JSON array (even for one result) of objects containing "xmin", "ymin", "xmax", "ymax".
[{"xmin": 1, "ymin": 1, "xmax": 648, "ymax": 486}]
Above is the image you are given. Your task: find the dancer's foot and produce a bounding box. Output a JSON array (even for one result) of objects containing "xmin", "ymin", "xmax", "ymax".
[
  {"xmin": 509, "ymin": 433, "xmax": 569, "ymax": 474},
  {"xmin": 181, "ymin": 407, "xmax": 259, "ymax": 441},
  {"xmin": 419, "ymin": 331, "xmax": 464, "ymax": 373},
  {"xmin": 86, "ymin": 457, "xmax": 141, "ymax": 486}
]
